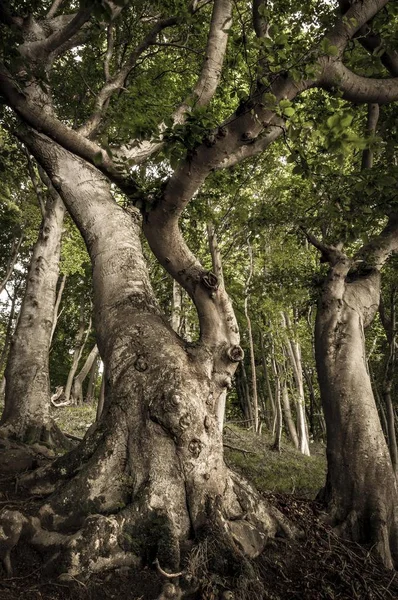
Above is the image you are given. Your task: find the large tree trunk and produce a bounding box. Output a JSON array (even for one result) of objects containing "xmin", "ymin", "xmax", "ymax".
[
  {"xmin": 0, "ymin": 181, "xmax": 68, "ymax": 446},
  {"xmin": 11, "ymin": 136, "xmax": 293, "ymax": 581},
  {"xmin": 315, "ymin": 259, "xmax": 398, "ymax": 569}
]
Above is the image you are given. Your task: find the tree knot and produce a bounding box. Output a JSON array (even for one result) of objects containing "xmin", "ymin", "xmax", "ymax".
[
  {"xmin": 201, "ymin": 271, "xmax": 218, "ymax": 291},
  {"xmin": 227, "ymin": 345, "xmax": 244, "ymax": 362}
]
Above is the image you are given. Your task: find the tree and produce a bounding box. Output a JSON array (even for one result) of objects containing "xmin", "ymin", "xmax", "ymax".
[
  {"xmin": 0, "ymin": 173, "xmax": 68, "ymax": 445},
  {"xmin": 1, "ymin": 0, "xmax": 398, "ymax": 577}
]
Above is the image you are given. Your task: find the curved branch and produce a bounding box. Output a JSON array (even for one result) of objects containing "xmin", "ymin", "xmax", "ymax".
[
  {"xmin": 0, "ymin": 65, "xmax": 138, "ymax": 195},
  {"xmin": 327, "ymin": 0, "xmax": 390, "ymax": 53},
  {"xmin": 143, "ymin": 216, "xmax": 239, "ymax": 349},
  {"xmin": 216, "ymin": 123, "xmax": 284, "ymax": 169},
  {"xmin": 183, "ymin": 0, "xmax": 232, "ymax": 109},
  {"xmin": 355, "ymin": 216, "xmax": 398, "ymax": 270},
  {"xmin": 319, "ymin": 59, "xmax": 398, "ymax": 104},
  {"xmin": 115, "ymin": 0, "xmax": 232, "ymax": 163},
  {"xmin": 20, "ymin": 3, "xmax": 94, "ymax": 61},
  {"xmin": 47, "ymin": 0, "xmax": 66, "ymax": 20}
]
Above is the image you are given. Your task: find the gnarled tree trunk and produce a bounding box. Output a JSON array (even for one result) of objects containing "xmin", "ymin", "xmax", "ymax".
[
  {"xmin": 0, "ymin": 179, "xmax": 68, "ymax": 447},
  {"xmin": 316, "ymin": 256, "xmax": 398, "ymax": 569},
  {"xmin": 10, "ymin": 136, "xmax": 293, "ymax": 581}
]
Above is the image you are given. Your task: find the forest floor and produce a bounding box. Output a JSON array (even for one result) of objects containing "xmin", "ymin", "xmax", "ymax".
[{"xmin": 0, "ymin": 407, "xmax": 397, "ymax": 599}]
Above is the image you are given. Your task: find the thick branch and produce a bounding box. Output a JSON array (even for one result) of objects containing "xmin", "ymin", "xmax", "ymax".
[
  {"xmin": 301, "ymin": 227, "xmax": 346, "ymax": 266},
  {"xmin": 355, "ymin": 216, "xmax": 398, "ymax": 270},
  {"xmin": 339, "ymin": 0, "xmax": 398, "ymax": 76},
  {"xmin": 327, "ymin": 0, "xmax": 390, "ymax": 53},
  {"xmin": 216, "ymin": 124, "xmax": 284, "ymax": 169},
  {"xmin": 319, "ymin": 59, "xmax": 398, "ymax": 104},
  {"xmin": 21, "ymin": 3, "xmax": 94, "ymax": 61},
  {"xmin": 180, "ymin": 0, "xmax": 232, "ymax": 109},
  {"xmin": 47, "ymin": 0, "xmax": 66, "ymax": 20},
  {"xmin": 0, "ymin": 65, "xmax": 139, "ymax": 195}
]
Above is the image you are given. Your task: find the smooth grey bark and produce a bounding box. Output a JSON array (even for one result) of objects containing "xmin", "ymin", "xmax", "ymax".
[
  {"xmin": 14, "ymin": 137, "xmax": 292, "ymax": 578},
  {"xmin": 71, "ymin": 344, "xmax": 99, "ymax": 405},
  {"xmin": 281, "ymin": 381, "xmax": 299, "ymax": 450},
  {"xmin": 85, "ymin": 353, "xmax": 99, "ymax": 403},
  {"xmin": 0, "ymin": 285, "xmax": 18, "ymax": 375},
  {"xmin": 281, "ymin": 312, "xmax": 310, "ymax": 456},
  {"xmin": 63, "ymin": 300, "xmax": 87, "ymax": 404},
  {"xmin": 259, "ymin": 331, "xmax": 276, "ymax": 429},
  {"xmin": 271, "ymin": 358, "xmax": 282, "ymax": 452},
  {"xmin": 244, "ymin": 241, "xmax": 259, "ymax": 433},
  {"xmin": 0, "ymin": 183, "xmax": 68, "ymax": 446},
  {"xmin": 50, "ymin": 272, "xmax": 66, "ymax": 344},
  {"xmin": 315, "ymin": 255, "xmax": 398, "ymax": 569}
]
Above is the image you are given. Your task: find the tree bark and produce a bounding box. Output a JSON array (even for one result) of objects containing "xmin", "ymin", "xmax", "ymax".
[
  {"xmin": 244, "ymin": 241, "xmax": 259, "ymax": 433},
  {"xmin": 0, "ymin": 181, "xmax": 68, "ymax": 446},
  {"xmin": 14, "ymin": 135, "xmax": 293, "ymax": 579},
  {"xmin": 281, "ymin": 381, "xmax": 299, "ymax": 450},
  {"xmin": 281, "ymin": 312, "xmax": 310, "ymax": 456},
  {"xmin": 63, "ymin": 301, "xmax": 91, "ymax": 404},
  {"xmin": 259, "ymin": 331, "xmax": 276, "ymax": 429},
  {"xmin": 71, "ymin": 344, "xmax": 99, "ymax": 405},
  {"xmin": 271, "ymin": 358, "xmax": 282, "ymax": 452},
  {"xmin": 0, "ymin": 285, "xmax": 18, "ymax": 375},
  {"xmin": 315, "ymin": 257, "xmax": 398, "ymax": 569},
  {"xmin": 85, "ymin": 354, "xmax": 99, "ymax": 403},
  {"xmin": 50, "ymin": 272, "xmax": 67, "ymax": 345}
]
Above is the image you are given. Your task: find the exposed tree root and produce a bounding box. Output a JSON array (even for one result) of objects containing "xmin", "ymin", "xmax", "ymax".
[
  {"xmin": 0, "ymin": 460, "xmax": 298, "ymax": 584},
  {"xmin": 0, "ymin": 420, "xmax": 74, "ymax": 452}
]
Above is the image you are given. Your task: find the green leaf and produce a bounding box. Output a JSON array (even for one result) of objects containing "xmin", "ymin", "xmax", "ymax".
[{"xmin": 283, "ymin": 107, "xmax": 295, "ymax": 117}]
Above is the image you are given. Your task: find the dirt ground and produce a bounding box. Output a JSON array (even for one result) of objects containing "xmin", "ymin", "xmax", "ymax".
[{"xmin": 0, "ymin": 443, "xmax": 397, "ymax": 600}]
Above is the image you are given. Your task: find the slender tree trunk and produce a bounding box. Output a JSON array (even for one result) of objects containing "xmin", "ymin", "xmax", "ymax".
[
  {"xmin": 96, "ymin": 367, "xmax": 105, "ymax": 422},
  {"xmin": 271, "ymin": 359, "xmax": 282, "ymax": 452},
  {"xmin": 0, "ymin": 182, "xmax": 68, "ymax": 446},
  {"xmin": 281, "ymin": 381, "xmax": 299, "ymax": 450},
  {"xmin": 315, "ymin": 261, "xmax": 398, "ymax": 569},
  {"xmin": 85, "ymin": 354, "xmax": 99, "ymax": 403},
  {"xmin": 281, "ymin": 312, "xmax": 310, "ymax": 456},
  {"xmin": 0, "ymin": 286, "xmax": 18, "ymax": 375},
  {"xmin": 240, "ymin": 362, "xmax": 254, "ymax": 426},
  {"xmin": 15, "ymin": 138, "xmax": 291, "ymax": 578},
  {"xmin": 0, "ymin": 234, "xmax": 23, "ymax": 295},
  {"xmin": 50, "ymin": 273, "xmax": 67, "ymax": 345},
  {"xmin": 259, "ymin": 331, "xmax": 276, "ymax": 429},
  {"xmin": 71, "ymin": 344, "xmax": 99, "ymax": 405},
  {"xmin": 244, "ymin": 241, "xmax": 259, "ymax": 433},
  {"xmin": 63, "ymin": 303, "xmax": 91, "ymax": 404}
]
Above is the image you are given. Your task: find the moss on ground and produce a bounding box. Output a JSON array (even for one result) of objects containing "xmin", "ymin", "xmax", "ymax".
[
  {"xmin": 51, "ymin": 404, "xmax": 97, "ymax": 439},
  {"xmin": 223, "ymin": 424, "xmax": 326, "ymax": 498}
]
